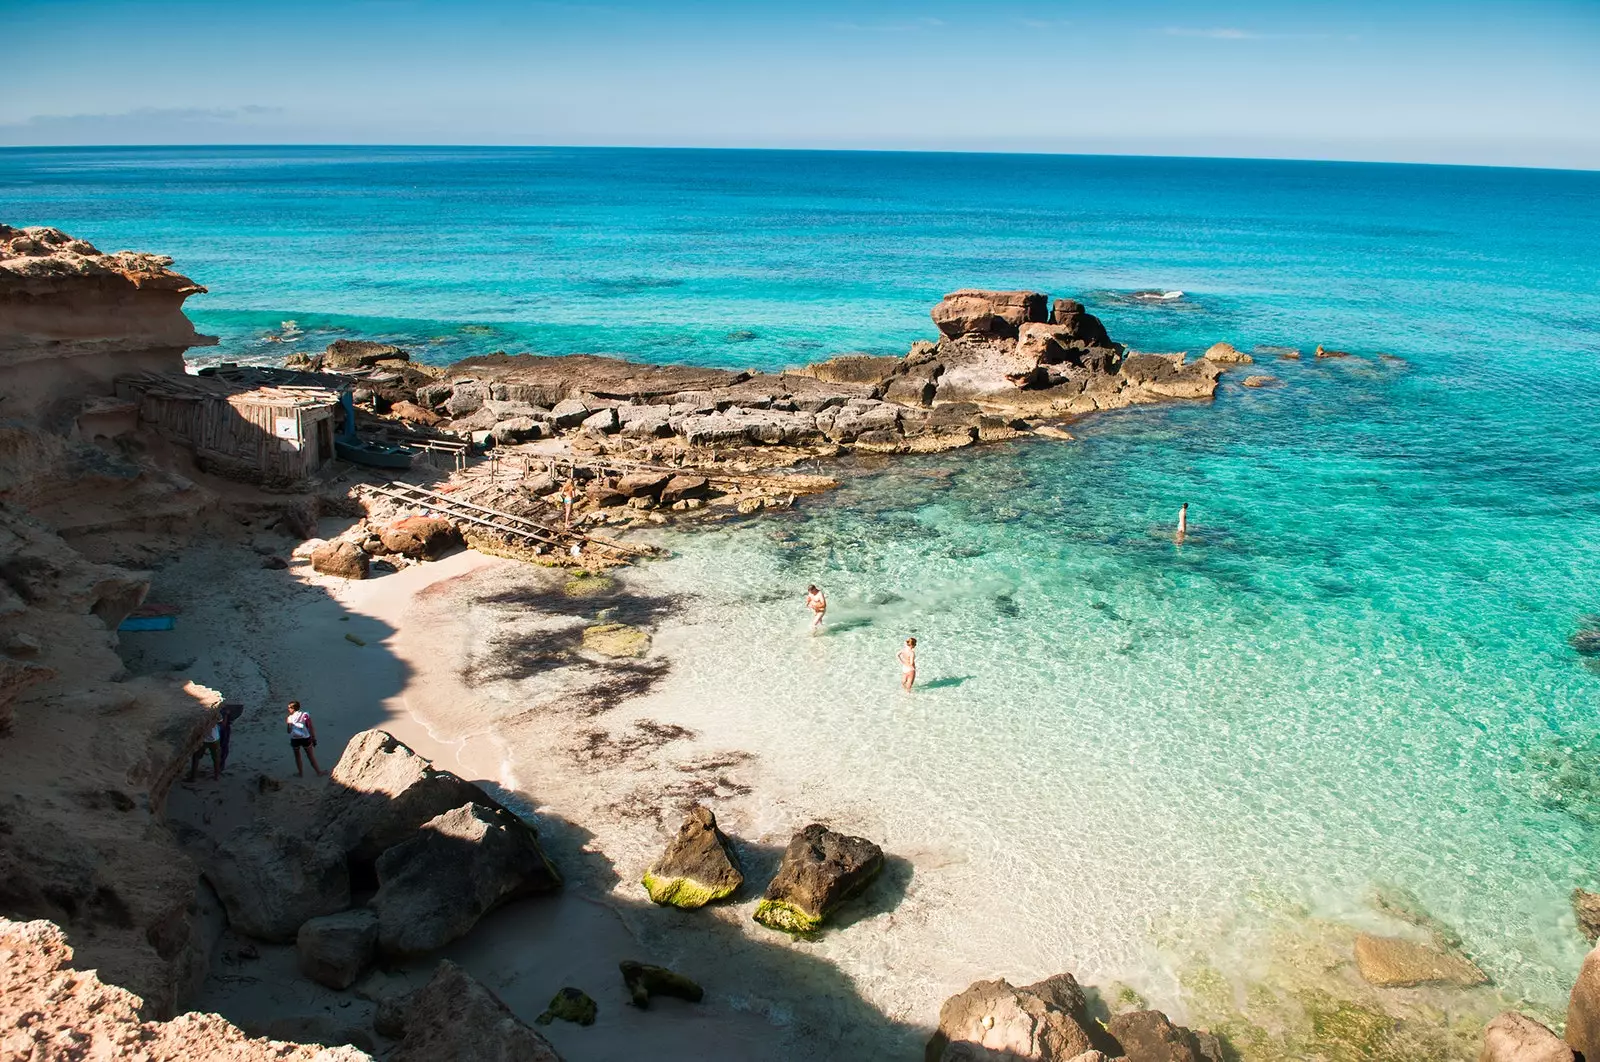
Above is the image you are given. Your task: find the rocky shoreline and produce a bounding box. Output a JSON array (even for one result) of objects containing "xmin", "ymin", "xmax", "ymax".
[{"xmin": 4, "ymin": 223, "xmax": 1598, "ymax": 1062}]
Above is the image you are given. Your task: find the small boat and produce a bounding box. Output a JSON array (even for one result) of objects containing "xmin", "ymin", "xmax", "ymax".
[{"xmin": 335, "ymin": 438, "xmax": 416, "ymax": 469}]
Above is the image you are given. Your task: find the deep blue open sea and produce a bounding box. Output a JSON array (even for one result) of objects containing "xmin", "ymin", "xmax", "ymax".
[{"xmin": 5, "ymin": 146, "xmax": 1600, "ymax": 1028}]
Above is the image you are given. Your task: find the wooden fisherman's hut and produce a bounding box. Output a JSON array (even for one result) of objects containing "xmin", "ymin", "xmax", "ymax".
[{"xmin": 115, "ymin": 367, "xmax": 344, "ymax": 485}]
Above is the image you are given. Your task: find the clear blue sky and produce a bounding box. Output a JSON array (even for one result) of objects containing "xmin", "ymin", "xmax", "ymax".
[{"xmin": 3, "ymin": 0, "xmax": 1597, "ymax": 168}]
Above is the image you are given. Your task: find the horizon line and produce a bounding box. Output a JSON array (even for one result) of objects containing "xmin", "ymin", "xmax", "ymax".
[{"xmin": 1, "ymin": 142, "xmax": 1598, "ymax": 176}]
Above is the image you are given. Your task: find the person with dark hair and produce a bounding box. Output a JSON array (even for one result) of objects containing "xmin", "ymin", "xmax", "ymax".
[
  {"xmin": 804, "ymin": 584, "xmax": 827, "ymax": 630},
  {"xmin": 898, "ymin": 637, "xmax": 917, "ymax": 691},
  {"xmin": 286, "ymin": 700, "xmax": 322, "ymax": 777},
  {"xmin": 1177, "ymin": 502, "xmax": 1189, "ymax": 542}
]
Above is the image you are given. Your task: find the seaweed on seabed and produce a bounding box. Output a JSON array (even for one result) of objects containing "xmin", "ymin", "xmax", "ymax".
[{"xmin": 1525, "ymin": 732, "xmax": 1600, "ymax": 828}]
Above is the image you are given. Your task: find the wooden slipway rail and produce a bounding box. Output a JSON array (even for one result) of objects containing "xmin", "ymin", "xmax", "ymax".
[{"xmin": 359, "ymin": 481, "xmax": 655, "ymax": 559}]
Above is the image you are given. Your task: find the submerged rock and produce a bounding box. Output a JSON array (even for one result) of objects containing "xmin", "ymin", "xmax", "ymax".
[
  {"xmin": 392, "ymin": 960, "xmax": 562, "ymax": 1062},
  {"xmin": 1352, "ymin": 932, "xmax": 1488, "ymax": 988},
  {"xmin": 582, "ymin": 622, "xmax": 650, "ymax": 658},
  {"xmin": 926, "ymin": 974, "xmax": 1098, "ymax": 1061},
  {"xmin": 371, "ymin": 801, "xmax": 561, "ymax": 957},
  {"xmin": 620, "ymin": 960, "xmax": 704, "ymax": 1008},
  {"xmin": 641, "ymin": 804, "xmax": 743, "ymax": 908},
  {"xmin": 753, "ymin": 823, "xmax": 884, "ymax": 933},
  {"xmin": 1241, "ymin": 375, "xmax": 1279, "ymax": 388},
  {"xmin": 536, "ymin": 986, "xmax": 597, "ymax": 1026},
  {"xmin": 1479, "ymin": 1011, "xmax": 1574, "ymax": 1062}
]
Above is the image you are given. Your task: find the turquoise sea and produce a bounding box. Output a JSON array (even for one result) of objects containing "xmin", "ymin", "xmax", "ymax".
[{"xmin": 6, "ymin": 147, "xmax": 1600, "ymax": 1018}]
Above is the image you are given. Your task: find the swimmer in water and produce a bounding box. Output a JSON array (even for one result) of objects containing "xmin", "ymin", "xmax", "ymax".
[
  {"xmin": 1176, "ymin": 502, "xmax": 1188, "ymax": 542},
  {"xmin": 805, "ymin": 584, "xmax": 827, "ymax": 630},
  {"xmin": 898, "ymin": 637, "xmax": 917, "ymax": 691}
]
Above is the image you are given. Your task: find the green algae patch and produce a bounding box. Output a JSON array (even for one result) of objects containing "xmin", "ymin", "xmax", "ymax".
[
  {"xmin": 563, "ymin": 573, "xmax": 616, "ymax": 598},
  {"xmin": 582, "ymin": 622, "xmax": 650, "ymax": 658},
  {"xmin": 753, "ymin": 898, "xmax": 822, "ymax": 934},
  {"xmin": 536, "ymin": 986, "xmax": 597, "ymax": 1026},
  {"xmin": 642, "ymin": 869, "xmax": 736, "ymax": 909}
]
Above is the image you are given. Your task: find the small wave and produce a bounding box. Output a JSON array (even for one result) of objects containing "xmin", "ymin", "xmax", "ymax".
[{"xmin": 1132, "ymin": 289, "xmax": 1185, "ymax": 301}]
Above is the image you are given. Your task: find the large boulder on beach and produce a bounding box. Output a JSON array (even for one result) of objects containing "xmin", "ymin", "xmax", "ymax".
[
  {"xmin": 753, "ymin": 823, "xmax": 883, "ymax": 933},
  {"xmin": 377, "ymin": 517, "xmax": 462, "ymax": 560},
  {"xmin": 392, "ymin": 960, "xmax": 562, "ymax": 1062},
  {"xmin": 642, "ymin": 804, "xmax": 743, "ymax": 908},
  {"xmin": 1479, "ymin": 1012, "xmax": 1574, "ymax": 1062},
  {"xmin": 371, "ymin": 801, "xmax": 561, "ymax": 957},
  {"xmin": 203, "ymin": 823, "xmax": 351, "ymax": 943},
  {"xmin": 310, "ymin": 541, "xmax": 368, "ymax": 580},
  {"xmin": 318, "ymin": 729, "xmax": 492, "ymax": 868},
  {"xmin": 1567, "ymin": 945, "xmax": 1600, "ymax": 1060},
  {"xmin": 660, "ymin": 474, "xmax": 710, "ymax": 505},
  {"xmin": 616, "ymin": 471, "xmax": 672, "ymax": 498},
  {"xmin": 1353, "ymin": 932, "xmax": 1488, "ymax": 988},
  {"xmin": 931, "ymin": 290, "xmax": 1047, "ymax": 339},
  {"xmin": 926, "ymin": 974, "xmax": 1098, "ymax": 1062},
  {"xmin": 1106, "ymin": 1010, "xmax": 1219, "ymax": 1062},
  {"xmin": 296, "ymin": 909, "xmax": 378, "ymax": 990}
]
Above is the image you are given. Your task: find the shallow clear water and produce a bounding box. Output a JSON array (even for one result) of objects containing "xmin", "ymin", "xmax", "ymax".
[{"xmin": 5, "ymin": 146, "xmax": 1600, "ymax": 1007}]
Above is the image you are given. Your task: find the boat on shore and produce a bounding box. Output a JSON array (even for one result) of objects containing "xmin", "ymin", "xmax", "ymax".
[{"xmin": 334, "ymin": 437, "xmax": 416, "ymax": 469}]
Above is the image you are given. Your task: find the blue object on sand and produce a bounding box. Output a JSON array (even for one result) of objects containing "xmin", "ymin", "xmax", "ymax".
[{"xmin": 118, "ymin": 615, "xmax": 175, "ymax": 632}]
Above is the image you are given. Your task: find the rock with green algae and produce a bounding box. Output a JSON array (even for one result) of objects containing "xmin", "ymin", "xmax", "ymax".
[
  {"xmin": 582, "ymin": 622, "xmax": 650, "ymax": 658},
  {"xmin": 562, "ymin": 573, "xmax": 615, "ymax": 598},
  {"xmin": 535, "ymin": 986, "xmax": 597, "ymax": 1026},
  {"xmin": 752, "ymin": 823, "xmax": 883, "ymax": 934},
  {"xmin": 641, "ymin": 804, "xmax": 743, "ymax": 908},
  {"xmin": 619, "ymin": 960, "xmax": 703, "ymax": 1009}
]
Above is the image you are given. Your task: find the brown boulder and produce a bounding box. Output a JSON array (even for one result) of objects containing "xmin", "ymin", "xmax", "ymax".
[
  {"xmin": 660, "ymin": 475, "xmax": 710, "ymax": 506},
  {"xmin": 310, "ymin": 540, "xmax": 368, "ymax": 580},
  {"xmin": 931, "ymin": 290, "xmax": 1048, "ymax": 339},
  {"xmin": 752, "ymin": 823, "xmax": 884, "ymax": 933},
  {"xmin": 377, "ymin": 517, "xmax": 462, "ymax": 560},
  {"xmin": 1479, "ymin": 1012, "xmax": 1574, "ymax": 1062},
  {"xmin": 1202, "ymin": 342, "xmax": 1254, "ymax": 365},
  {"xmin": 388, "ymin": 400, "xmax": 441, "ymax": 426},
  {"xmin": 1107, "ymin": 1009, "xmax": 1218, "ymax": 1062},
  {"xmin": 296, "ymin": 909, "xmax": 378, "ymax": 991},
  {"xmin": 801, "ymin": 354, "xmax": 906, "ymax": 387},
  {"xmin": 203, "ymin": 823, "xmax": 351, "ymax": 943},
  {"xmin": 1568, "ymin": 945, "xmax": 1600, "ymax": 1061},
  {"xmin": 926, "ymin": 974, "xmax": 1097, "ymax": 1062},
  {"xmin": 642, "ymin": 804, "xmax": 744, "ymax": 908},
  {"xmin": 1574, "ymin": 889, "xmax": 1600, "ymax": 942},
  {"xmin": 318, "ymin": 728, "xmax": 492, "ymax": 868},
  {"xmin": 1353, "ymin": 932, "xmax": 1488, "ymax": 988},
  {"xmin": 371, "ymin": 801, "xmax": 561, "ymax": 957},
  {"xmin": 616, "ymin": 471, "xmax": 672, "ymax": 498},
  {"xmin": 324, "ymin": 339, "xmax": 409, "ymax": 369},
  {"xmin": 392, "ymin": 960, "xmax": 562, "ymax": 1062}
]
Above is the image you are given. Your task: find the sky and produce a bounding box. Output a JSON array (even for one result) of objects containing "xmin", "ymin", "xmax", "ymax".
[{"xmin": 2, "ymin": 0, "xmax": 1598, "ymax": 168}]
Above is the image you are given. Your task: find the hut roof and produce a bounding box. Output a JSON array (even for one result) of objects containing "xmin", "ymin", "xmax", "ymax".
[{"xmin": 118, "ymin": 368, "xmax": 343, "ymax": 410}]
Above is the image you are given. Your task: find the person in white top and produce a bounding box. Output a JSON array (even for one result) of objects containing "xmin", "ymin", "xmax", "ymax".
[
  {"xmin": 804, "ymin": 585, "xmax": 827, "ymax": 630},
  {"xmin": 188, "ymin": 714, "xmax": 223, "ymax": 782},
  {"xmin": 286, "ymin": 700, "xmax": 323, "ymax": 777},
  {"xmin": 898, "ymin": 637, "xmax": 917, "ymax": 691}
]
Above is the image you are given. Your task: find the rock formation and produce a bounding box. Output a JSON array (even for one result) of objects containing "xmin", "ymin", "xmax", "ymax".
[
  {"xmin": 1352, "ymin": 932, "xmax": 1488, "ymax": 988},
  {"xmin": 753, "ymin": 823, "xmax": 884, "ymax": 933},
  {"xmin": 1567, "ymin": 944, "xmax": 1600, "ymax": 1060},
  {"xmin": 390, "ymin": 959, "xmax": 563, "ymax": 1062},
  {"xmin": 1575, "ymin": 888, "xmax": 1600, "ymax": 942},
  {"xmin": 641, "ymin": 803, "xmax": 744, "ymax": 908},
  {"xmin": 620, "ymin": 960, "xmax": 705, "ymax": 1008},
  {"xmin": 1479, "ymin": 1011, "xmax": 1574, "ymax": 1062},
  {"xmin": 0, "ymin": 916, "xmax": 371, "ymax": 1061}
]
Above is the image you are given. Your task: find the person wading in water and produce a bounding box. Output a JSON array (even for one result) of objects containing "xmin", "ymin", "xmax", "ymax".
[
  {"xmin": 1176, "ymin": 502, "xmax": 1189, "ymax": 543},
  {"xmin": 805, "ymin": 584, "xmax": 827, "ymax": 631},
  {"xmin": 898, "ymin": 637, "xmax": 917, "ymax": 691}
]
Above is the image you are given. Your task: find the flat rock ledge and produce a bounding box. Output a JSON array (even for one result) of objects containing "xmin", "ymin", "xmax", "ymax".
[{"xmin": 1353, "ymin": 932, "xmax": 1488, "ymax": 988}]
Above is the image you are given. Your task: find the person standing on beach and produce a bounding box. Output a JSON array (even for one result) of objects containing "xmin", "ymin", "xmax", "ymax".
[
  {"xmin": 805, "ymin": 584, "xmax": 827, "ymax": 630},
  {"xmin": 559, "ymin": 477, "xmax": 579, "ymax": 530},
  {"xmin": 1176, "ymin": 502, "xmax": 1189, "ymax": 542},
  {"xmin": 286, "ymin": 701, "xmax": 323, "ymax": 777},
  {"xmin": 898, "ymin": 637, "xmax": 917, "ymax": 691},
  {"xmin": 187, "ymin": 714, "xmax": 223, "ymax": 782}
]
